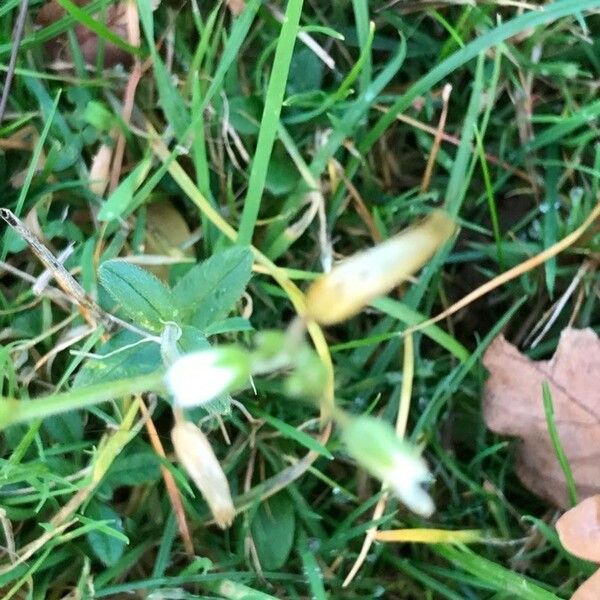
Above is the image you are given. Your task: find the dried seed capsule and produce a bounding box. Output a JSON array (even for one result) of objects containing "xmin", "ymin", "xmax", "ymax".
[
  {"xmin": 306, "ymin": 210, "xmax": 456, "ymax": 325},
  {"xmin": 171, "ymin": 421, "xmax": 235, "ymax": 529}
]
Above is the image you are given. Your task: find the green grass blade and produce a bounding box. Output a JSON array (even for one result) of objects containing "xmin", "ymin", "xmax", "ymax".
[
  {"xmin": 435, "ymin": 545, "xmax": 562, "ymax": 600},
  {"xmin": 55, "ymin": 0, "xmax": 141, "ymax": 58},
  {"xmin": 0, "ymin": 0, "xmax": 111, "ymax": 57},
  {"xmin": 237, "ymin": 0, "xmax": 305, "ymax": 244},
  {"xmin": 372, "ymin": 297, "xmax": 470, "ymax": 362},
  {"xmin": 201, "ymin": 0, "xmax": 262, "ymax": 110},
  {"xmin": 0, "ymin": 373, "xmax": 163, "ymax": 429},
  {"xmin": 351, "ymin": 0, "xmax": 371, "ymax": 92},
  {"xmin": 251, "ymin": 406, "xmax": 333, "ymax": 459},
  {"xmin": 542, "ymin": 381, "xmax": 578, "ymax": 507},
  {"xmin": 474, "ymin": 125, "xmax": 504, "ymax": 268}
]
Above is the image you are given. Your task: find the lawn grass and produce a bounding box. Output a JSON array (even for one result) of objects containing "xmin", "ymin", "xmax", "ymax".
[{"xmin": 1, "ymin": 1, "xmax": 600, "ymax": 598}]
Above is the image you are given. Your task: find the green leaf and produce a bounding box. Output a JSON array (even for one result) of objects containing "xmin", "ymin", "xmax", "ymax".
[
  {"xmin": 286, "ymin": 47, "xmax": 324, "ymax": 96},
  {"xmin": 251, "ymin": 406, "xmax": 332, "ymax": 458},
  {"xmin": 74, "ymin": 331, "xmax": 162, "ymax": 388},
  {"xmin": 138, "ymin": 0, "xmax": 189, "ymax": 139},
  {"xmin": 265, "ymin": 151, "xmax": 299, "ymax": 196},
  {"xmin": 153, "ymin": 56, "xmax": 190, "ymax": 140},
  {"xmin": 98, "ymin": 156, "xmax": 153, "ymax": 220},
  {"xmin": 85, "ymin": 501, "xmax": 127, "ymax": 567},
  {"xmin": 43, "ymin": 411, "xmax": 84, "ymax": 443},
  {"xmin": 217, "ymin": 95, "xmax": 262, "ymax": 135},
  {"xmin": 175, "ymin": 325, "xmax": 209, "ymax": 354},
  {"xmin": 84, "ymin": 100, "xmax": 116, "ymax": 132},
  {"xmin": 203, "ymin": 317, "xmax": 254, "ymax": 337},
  {"xmin": 251, "ymin": 492, "xmax": 295, "ymax": 570},
  {"xmin": 172, "ymin": 247, "xmax": 253, "ymax": 330},
  {"xmin": 99, "ymin": 260, "xmax": 176, "ymax": 331},
  {"xmin": 103, "ymin": 449, "xmax": 161, "ymax": 489}
]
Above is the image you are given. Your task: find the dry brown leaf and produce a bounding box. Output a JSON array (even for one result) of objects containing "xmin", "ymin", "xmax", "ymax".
[
  {"xmin": 88, "ymin": 143, "xmax": 113, "ymax": 197},
  {"xmin": 571, "ymin": 570, "xmax": 600, "ymax": 600},
  {"xmin": 3, "ymin": 126, "xmax": 46, "ymax": 188},
  {"xmin": 482, "ymin": 328, "xmax": 600, "ymax": 508},
  {"xmin": 556, "ymin": 495, "xmax": 600, "ymax": 562},
  {"xmin": 36, "ymin": 1, "xmax": 133, "ymax": 67},
  {"xmin": 144, "ymin": 201, "xmax": 194, "ymax": 281},
  {"xmin": 556, "ymin": 495, "xmax": 600, "ymax": 599},
  {"xmin": 225, "ymin": 0, "xmax": 246, "ymax": 15}
]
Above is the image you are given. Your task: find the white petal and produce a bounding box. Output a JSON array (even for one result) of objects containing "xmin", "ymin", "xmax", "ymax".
[
  {"xmin": 388, "ymin": 479, "xmax": 435, "ymax": 517},
  {"xmin": 165, "ymin": 350, "xmax": 239, "ymax": 407},
  {"xmin": 385, "ymin": 451, "xmax": 435, "ymax": 517}
]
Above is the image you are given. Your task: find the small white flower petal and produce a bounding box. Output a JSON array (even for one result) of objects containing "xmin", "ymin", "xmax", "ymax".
[
  {"xmin": 165, "ymin": 348, "xmax": 248, "ymax": 408},
  {"xmin": 387, "ymin": 477, "xmax": 435, "ymax": 518},
  {"xmin": 383, "ymin": 449, "xmax": 435, "ymax": 517}
]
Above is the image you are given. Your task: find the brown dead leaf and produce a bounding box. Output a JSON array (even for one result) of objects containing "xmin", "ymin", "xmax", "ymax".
[
  {"xmin": 88, "ymin": 143, "xmax": 113, "ymax": 197},
  {"xmin": 556, "ymin": 495, "xmax": 600, "ymax": 562},
  {"xmin": 483, "ymin": 328, "xmax": 600, "ymax": 508},
  {"xmin": 144, "ymin": 201, "xmax": 194, "ymax": 281},
  {"xmin": 225, "ymin": 0, "xmax": 246, "ymax": 15},
  {"xmin": 36, "ymin": 1, "xmax": 133, "ymax": 67},
  {"xmin": 556, "ymin": 497, "xmax": 600, "ymax": 600},
  {"xmin": 571, "ymin": 570, "xmax": 600, "ymax": 600},
  {"xmin": 2, "ymin": 126, "xmax": 47, "ymax": 188}
]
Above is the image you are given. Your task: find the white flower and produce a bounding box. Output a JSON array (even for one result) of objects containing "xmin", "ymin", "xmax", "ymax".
[
  {"xmin": 171, "ymin": 420, "xmax": 235, "ymax": 529},
  {"xmin": 341, "ymin": 415, "xmax": 435, "ymax": 517},
  {"xmin": 165, "ymin": 347, "xmax": 251, "ymax": 408},
  {"xmin": 381, "ymin": 447, "xmax": 435, "ymax": 518}
]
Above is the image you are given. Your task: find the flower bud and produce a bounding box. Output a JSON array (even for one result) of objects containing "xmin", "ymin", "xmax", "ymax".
[
  {"xmin": 165, "ymin": 346, "xmax": 251, "ymax": 408},
  {"xmin": 305, "ymin": 210, "xmax": 456, "ymax": 325},
  {"xmin": 171, "ymin": 420, "xmax": 235, "ymax": 529},
  {"xmin": 283, "ymin": 346, "xmax": 328, "ymax": 399},
  {"xmin": 341, "ymin": 416, "xmax": 435, "ymax": 517},
  {"xmin": 250, "ymin": 330, "xmax": 292, "ymax": 374}
]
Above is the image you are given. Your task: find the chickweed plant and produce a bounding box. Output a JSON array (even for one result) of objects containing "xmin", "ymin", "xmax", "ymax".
[{"xmin": 1, "ymin": 1, "xmax": 600, "ymax": 598}]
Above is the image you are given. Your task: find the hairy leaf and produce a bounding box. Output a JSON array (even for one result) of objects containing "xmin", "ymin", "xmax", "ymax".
[
  {"xmin": 99, "ymin": 260, "xmax": 176, "ymax": 332},
  {"xmin": 172, "ymin": 247, "xmax": 253, "ymax": 330}
]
